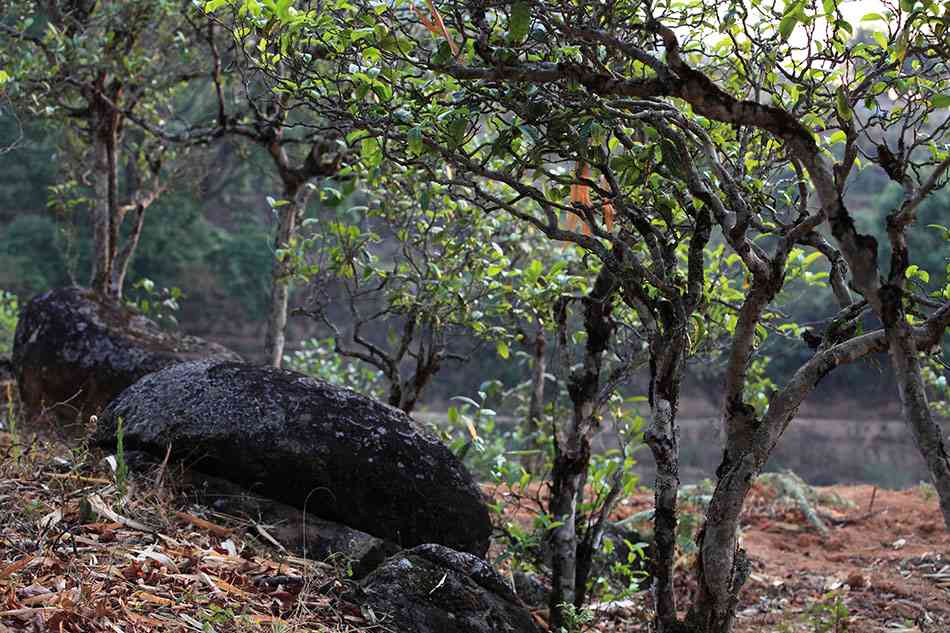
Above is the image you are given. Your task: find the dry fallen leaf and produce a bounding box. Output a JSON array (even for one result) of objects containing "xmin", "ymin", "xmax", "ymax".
[{"xmin": 0, "ymin": 556, "xmax": 35, "ymax": 581}]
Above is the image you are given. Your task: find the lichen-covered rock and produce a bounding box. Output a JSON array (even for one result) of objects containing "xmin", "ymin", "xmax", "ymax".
[
  {"xmin": 360, "ymin": 544, "xmax": 542, "ymax": 633},
  {"xmin": 12, "ymin": 287, "xmax": 239, "ymax": 428},
  {"xmin": 512, "ymin": 571, "xmax": 549, "ymax": 608},
  {"xmin": 95, "ymin": 360, "xmax": 492, "ymax": 557}
]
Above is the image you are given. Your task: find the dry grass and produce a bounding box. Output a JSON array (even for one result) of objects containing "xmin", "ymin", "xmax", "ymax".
[{"xmin": 0, "ymin": 431, "xmax": 385, "ymax": 633}]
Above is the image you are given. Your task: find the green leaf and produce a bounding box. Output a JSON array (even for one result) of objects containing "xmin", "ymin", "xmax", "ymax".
[
  {"xmin": 905, "ymin": 265, "xmax": 930, "ymax": 283},
  {"xmin": 360, "ymin": 136, "xmax": 382, "ymax": 168},
  {"xmin": 525, "ymin": 259, "xmax": 543, "ymax": 284},
  {"xmin": 827, "ymin": 130, "xmax": 847, "ymax": 145},
  {"xmin": 894, "ymin": 29, "xmax": 909, "ymax": 63},
  {"xmin": 509, "ymin": 2, "xmax": 531, "ymax": 44},
  {"xmin": 346, "ymin": 129, "xmax": 370, "ymax": 144},
  {"xmin": 204, "ymin": 0, "xmax": 230, "ymax": 12},
  {"xmin": 926, "ymin": 223, "xmax": 950, "ymax": 240},
  {"xmin": 451, "ymin": 395, "xmax": 481, "ymax": 408},
  {"xmin": 778, "ymin": 13, "xmax": 799, "ymax": 41},
  {"xmin": 447, "ymin": 115, "xmax": 468, "ymax": 147},
  {"xmin": 860, "ymin": 12, "xmax": 886, "ymax": 22},
  {"xmin": 497, "ymin": 341, "xmax": 510, "ymax": 359},
  {"xmin": 518, "ymin": 124, "xmax": 540, "ymax": 142},
  {"xmin": 407, "ymin": 127, "xmax": 424, "ymax": 156},
  {"xmin": 801, "ymin": 251, "xmax": 823, "ymax": 267},
  {"xmin": 932, "ymin": 94, "xmax": 950, "ymax": 109}
]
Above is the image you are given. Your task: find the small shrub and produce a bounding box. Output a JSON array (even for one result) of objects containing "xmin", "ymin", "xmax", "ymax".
[
  {"xmin": 556, "ymin": 602, "xmax": 594, "ymax": 633},
  {"xmin": 806, "ymin": 591, "xmax": 850, "ymax": 633},
  {"xmin": 916, "ymin": 481, "xmax": 937, "ymax": 502},
  {"xmin": 285, "ymin": 337, "xmax": 385, "ymax": 400},
  {"xmin": 0, "ymin": 289, "xmax": 17, "ymax": 355},
  {"xmin": 126, "ymin": 278, "xmax": 183, "ymax": 327}
]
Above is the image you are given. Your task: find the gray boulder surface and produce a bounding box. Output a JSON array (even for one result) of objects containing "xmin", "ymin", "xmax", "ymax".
[
  {"xmin": 512, "ymin": 571, "xmax": 549, "ymax": 608},
  {"xmin": 12, "ymin": 286, "xmax": 239, "ymax": 428},
  {"xmin": 95, "ymin": 360, "xmax": 492, "ymax": 557},
  {"xmin": 360, "ymin": 544, "xmax": 542, "ymax": 633}
]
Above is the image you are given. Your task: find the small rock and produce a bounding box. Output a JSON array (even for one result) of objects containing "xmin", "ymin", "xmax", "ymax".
[
  {"xmin": 846, "ymin": 572, "xmax": 867, "ymax": 589},
  {"xmin": 360, "ymin": 544, "xmax": 542, "ymax": 633},
  {"xmin": 513, "ymin": 571, "xmax": 548, "ymax": 608}
]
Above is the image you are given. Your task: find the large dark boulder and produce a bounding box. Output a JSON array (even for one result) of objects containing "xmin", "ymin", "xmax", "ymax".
[
  {"xmin": 12, "ymin": 287, "xmax": 239, "ymax": 429},
  {"xmin": 359, "ymin": 544, "xmax": 542, "ymax": 633},
  {"xmin": 95, "ymin": 360, "xmax": 493, "ymax": 557}
]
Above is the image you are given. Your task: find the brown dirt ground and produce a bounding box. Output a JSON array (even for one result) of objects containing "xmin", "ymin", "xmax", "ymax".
[
  {"xmin": 512, "ymin": 482, "xmax": 950, "ymax": 632},
  {"xmin": 731, "ymin": 484, "xmax": 950, "ymax": 632},
  {"xmin": 494, "ymin": 484, "xmax": 950, "ymax": 633}
]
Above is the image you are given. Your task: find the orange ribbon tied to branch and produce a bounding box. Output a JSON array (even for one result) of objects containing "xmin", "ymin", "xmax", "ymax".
[
  {"xmin": 567, "ymin": 162, "xmax": 615, "ymax": 235},
  {"xmin": 414, "ymin": 0, "xmax": 460, "ymax": 59}
]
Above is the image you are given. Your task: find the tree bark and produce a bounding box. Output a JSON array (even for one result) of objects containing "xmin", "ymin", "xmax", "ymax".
[
  {"xmin": 681, "ymin": 301, "xmax": 950, "ymax": 633},
  {"xmin": 548, "ymin": 269, "xmax": 615, "ymax": 630},
  {"xmin": 90, "ymin": 90, "xmax": 119, "ymax": 298},
  {"xmin": 381, "ymin": 357, "xmax": 438, "ymax": 415},
  {"xmin": 661, "ymin": 19, "xmax": 950, "ymax": 530},
  {"xmin": 265, "ymin": 184, "xmax": 303, "ymax": 367},
  {"xmin": 549, "ymin": 436, "xmax": 588, "ymax": 626},
  {"xmin": 111, "ymin": 203, "xmax": 147, "ymax": 299},
  {"xmin": 523, "ymin": 326, "xmax": 547, "ymax": 473},
  {"xmin": 652, "ymin": 23, "xmax": 950, "ymax": 530},
  {"xmin": 643, "ymin": 332, "xmax": 686, "ymax": 633},
  {"xmin": 88, "ymin": 78, "xmax": 145, "ymax": 301},
  {"xmin": 881, "ymin": 286, "xmax": 950, "ymax": 526},
  {"xmin": 690, "ymin": 462, "xmax": 753, "ymax": 633},
  {"xmin": 397, "ymin": 371, "xmax": 429, "ymax": 414},
  {"xmin": 264, "ymin": 138, "xmax": 338, "ymax": 367}
]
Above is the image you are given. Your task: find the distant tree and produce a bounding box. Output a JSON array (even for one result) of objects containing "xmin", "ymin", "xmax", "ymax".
[
  {"xmin": 295, "ymin": 167, "xmax": 512, "ymax": 413},
  {"xmin": 0, "ymin": 1, "xmax": 210, "ymax": 300},
  {"xmin": 0, "ymin": 214, "xmax": 70, "ymax": 293},
  {"xmin": 196, "ymin": 7, "xmax": 345, "ymax": 365}
]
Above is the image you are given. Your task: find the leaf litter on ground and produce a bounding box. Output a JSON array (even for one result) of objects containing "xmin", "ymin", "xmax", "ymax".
[{"xmin": 0, "ymin": 431, "xmax": 379, "ymax": 633}]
